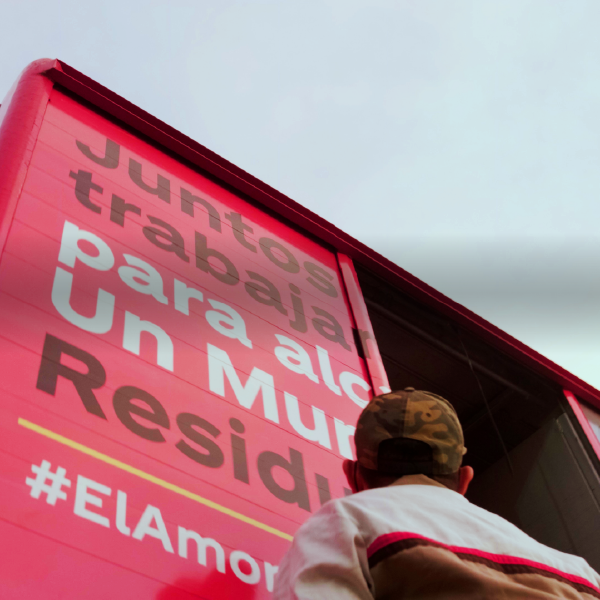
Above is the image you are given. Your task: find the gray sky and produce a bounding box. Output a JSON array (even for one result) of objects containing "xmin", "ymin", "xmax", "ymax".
[{"xmin": 3, "ymin": 1, "xmax": 600, "ymax": 390}]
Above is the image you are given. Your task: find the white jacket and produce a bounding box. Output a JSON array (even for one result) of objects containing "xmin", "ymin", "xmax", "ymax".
[{"xmin": 274, "ymin": 475, "xmax": 600, "ymax": 599}]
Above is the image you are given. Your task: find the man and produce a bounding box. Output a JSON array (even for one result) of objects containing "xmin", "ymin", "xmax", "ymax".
[{"xmin": 274, "ymin": 388, "xmax": 600, "ymax": 599}]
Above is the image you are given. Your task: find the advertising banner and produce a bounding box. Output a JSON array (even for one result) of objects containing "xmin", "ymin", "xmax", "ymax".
[{"xmin": 0, "ymin": 87, "xmax": 373, "ymax": 598}]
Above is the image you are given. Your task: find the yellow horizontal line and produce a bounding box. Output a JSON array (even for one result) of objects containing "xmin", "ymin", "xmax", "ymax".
[{"xmin": 18, "ymin": 417, "xmax": 293, "ymax": 542}]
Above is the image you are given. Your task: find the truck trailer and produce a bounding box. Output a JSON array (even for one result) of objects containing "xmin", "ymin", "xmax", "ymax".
[{"xmin": 0, "ymin": 59, "xmax": 598, "ymax": 599}]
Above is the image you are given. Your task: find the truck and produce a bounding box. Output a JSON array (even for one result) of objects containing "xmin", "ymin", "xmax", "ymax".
[{"xmin": 0, "ymin": 59, "xmax": 598, "ymax": 598}]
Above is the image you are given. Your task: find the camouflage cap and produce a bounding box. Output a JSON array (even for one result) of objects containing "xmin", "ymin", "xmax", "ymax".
[{"xmin": 355, "ymin": 388, "xmax": 467, "ymax": 476}]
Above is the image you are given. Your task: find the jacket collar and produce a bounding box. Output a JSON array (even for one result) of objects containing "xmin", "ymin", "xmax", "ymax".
[{"xmin": 389, "ymin": 474, "xmax": 450, "ymax": 490}]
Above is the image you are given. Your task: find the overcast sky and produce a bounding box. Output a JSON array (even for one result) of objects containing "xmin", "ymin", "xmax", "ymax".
[{"xmin": 3, "ymin": 1, "xmax": 600, "ymax": 390}]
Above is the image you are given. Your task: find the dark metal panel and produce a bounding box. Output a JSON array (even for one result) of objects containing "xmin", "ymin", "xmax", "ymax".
[{"xmin": 469, "ymin": 415, "xmax": 600, "ymax": 571}]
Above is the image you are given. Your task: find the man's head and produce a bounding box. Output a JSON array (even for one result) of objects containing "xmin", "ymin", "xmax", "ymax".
[{"xmin": 343, "ymin": 388, "xmax": 474, "ymax": 495}]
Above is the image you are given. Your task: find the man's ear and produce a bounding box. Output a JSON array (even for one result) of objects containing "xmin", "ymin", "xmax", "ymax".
[
  {"xmin": 457, "ymin": 465, "xmax": 474, "ymax": 496},
  {"xmin": 343, "ymin": 459, "xmax": 358, "ymax": 493}
]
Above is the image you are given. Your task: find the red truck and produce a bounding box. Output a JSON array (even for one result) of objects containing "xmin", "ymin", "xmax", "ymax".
[{"xmin": 0, "ymin": 59, "xmax": 598, "ymax": 598}]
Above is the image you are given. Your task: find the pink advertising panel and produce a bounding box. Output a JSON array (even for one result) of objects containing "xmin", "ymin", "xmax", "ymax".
[
  {"xmin": 0, "ymin": 82, "xmax": 375, "ymax": 598},
  {"xmin": 337, "ymin": 253, "xmax": 390, "ymax": 397},
  {"xmin": 564, "ymin": 389, "xmax": 600, "ymax": 462}
]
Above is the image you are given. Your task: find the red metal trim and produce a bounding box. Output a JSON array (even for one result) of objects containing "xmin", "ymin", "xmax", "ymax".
[
  {"xmin": 0, "ymin": 59, "xmax": 57, "ymax": 255},
  {"xmin": 564, "ymin": 389, "xmax": 600, "ymax": 462},
  {"xmin": 27, "ymin": 58, "xmax": 600, "ymax": 411},
  {"xmin": 337, "ymin": 253, "xmax": 390, "ymax": 396}
]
